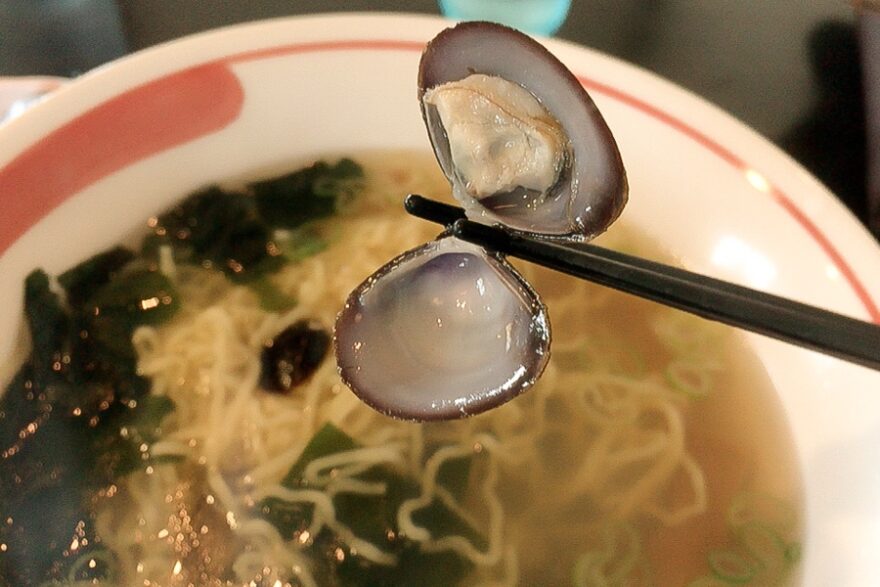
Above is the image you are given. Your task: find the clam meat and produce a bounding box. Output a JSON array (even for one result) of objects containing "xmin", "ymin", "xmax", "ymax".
[
  {"xmin": 422, "ymin": 74, "xmax": 568, "ymax": 200},
  {"xmin": 335, "ymin": 236, "xmax": 550, "ymax": 421},
  {"xmin": 419, "ymin": 21, "xmax": 628, "ymax": 239}
]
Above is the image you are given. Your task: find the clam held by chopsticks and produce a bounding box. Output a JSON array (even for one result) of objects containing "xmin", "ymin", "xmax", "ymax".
[
  {"xmin": 419, "ymin": 20, "xmax": 628, "ymax": 240},
  {"xmin": 335, "ymin": 22, "xmax": 627, "ymax": 420}
]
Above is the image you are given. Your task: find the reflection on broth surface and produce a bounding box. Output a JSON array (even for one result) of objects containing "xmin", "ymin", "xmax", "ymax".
[{"xmin": 0, "ymin": 152, "xmax": 801, "ymax": 586}]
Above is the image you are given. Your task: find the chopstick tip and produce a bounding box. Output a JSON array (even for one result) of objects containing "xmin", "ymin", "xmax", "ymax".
[
  {"xmin": 403, "ymin": 194, "xmax": 467, "ymax": 226},
  {"xmin": 403, "ymin": 193, "xmax": 423, "ymax": 214}
]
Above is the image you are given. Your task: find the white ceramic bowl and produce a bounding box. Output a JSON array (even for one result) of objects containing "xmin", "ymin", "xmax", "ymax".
[{"xmin": 2, "ymin": 13, "xmax": 879, "ymax": 585}]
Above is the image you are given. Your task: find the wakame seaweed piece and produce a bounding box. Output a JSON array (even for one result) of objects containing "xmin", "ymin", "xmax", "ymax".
[
  {"xmin": 53, "ymin": 268, "xmax": 174, "ymax": 416},
  {"xmin": 0, "ymin": 365, "xmax": 40, "ymax": 453},
  {"xmin": 58, "ymin": 247, "xmax": 136, "ymax": 308},
  {"xmin": 23, "ymin": 270, "xmax": 72, "ymax": 387},
  {"xmin": 148, "ymin": 186, "xmax": 284, "ymax": 282},
  {"xmin": 264, "ymin": 492, "xmax": 479, "ymax": 586},
  {"xmin": 150, "ymin": 186, "xmax": 253, "ymax": 253},
  {"xmin": 17, "ymin": 266, "xmax": 172, "ymax": 416},
  {"xmin": 0, "ymin": 484, "xmax": 96, "ymax": 586},
  {"xmin": 0, "ymin": 267, "xmax": 180, "ymax": 586},
  {"xmin": 282, "ymin": 422, "xmax": 359, "ymax": 486},
  {"xmin": 67, "ymin": 319, "xmax": 149, "ymax": 408},
  {"xmin": 89, "ymin": 394, "xmax": 177, "ymax": 479},
  {"xmin": 0, "ymin": 370, "xmax": 99, "ymax": 586},
  {"xmin": 23, "ymin": 264, "xmax": 173, "ymax": 413},
  {"xmin": 436, "ymin": 453, "xmax": 473, "ymax": 501},
  {"xmin": 309, "ymin": 467, "xmax": 481, "ymax": 587},
  {"xmin": 82, "ymin": 269, "xmax": 179, "ymax": 357},
  {"xmin": 213, "ymin": 218, "xmax": 285, "ymax": 282},
  {"xmin": 330, "ymin": 536, "xmax": 476, "ymax": 587},
  {"xmin": 0, "ymin": 364, "xmax": 91, "ymax": 498},
  {"xmin": 20, "ymin": 270, "xmax": 101, "ymax": 415},
  {"xmin": 262, "ymin": 423, "xmax": 482, "ymax": 586},
  {"xmin": 300, "ymin": 524, "xmax": 477, "ymax": 587},
  {"xmin": 0, "ymin": 372, "xmax": 174, "ymax": 585},
  {"xmin": 260, "ymin": 424, "xmax": 359, "ymax": 539},
  {"xmin": 89, "ymin": 269, "xmax": 179, "ymax": 326},
  {"xmin": 251, "ymin": 159, "xmax": 364, "ymax": 229},
  {"xmin": 20, "ymin": 278, "xmax": 114, "ymax": 416},
  {"xmin": 260, "ymin": 423, "xmax": 356, "ymax": 535},
  {"xmin": 335, "ymin": 450, "xmax": 484, "ymax": 551},
  {"xmin": 261, "ymin": 321, "xmax": 331, "ymax": 393}
]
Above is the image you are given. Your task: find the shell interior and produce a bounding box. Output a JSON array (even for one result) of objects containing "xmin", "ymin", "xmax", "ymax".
[
  {"xmin": 418, "ymin": 21, "xmax": 628, "ymax": 239},
  {"xmin": 335, "ymin": 236, "xmax": 550, "ymax": 420}
]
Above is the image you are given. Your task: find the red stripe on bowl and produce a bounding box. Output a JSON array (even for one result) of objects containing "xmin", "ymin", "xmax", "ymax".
[
  {"xmin": 224, "ymin": 39, "xmax": 426, "ymax": 64},
  {"xmin": 0, "ymin": 62, "xmax": 244, "ymax": 256}
]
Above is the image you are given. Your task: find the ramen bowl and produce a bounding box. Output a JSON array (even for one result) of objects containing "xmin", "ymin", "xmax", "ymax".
[{"xmin": 1, "ymin": 14, "xmax": 879, "ymax": 586}]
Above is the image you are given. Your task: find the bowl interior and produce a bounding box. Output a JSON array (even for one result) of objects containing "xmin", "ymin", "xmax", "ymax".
[{"xmin": 2, "ymin": 14, "xmax": 880, "ymax": 585}]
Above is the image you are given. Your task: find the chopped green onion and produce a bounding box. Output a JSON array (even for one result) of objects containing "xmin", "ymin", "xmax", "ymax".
[
  {"xmin": 249, "ymin": 276, "xmax": 297, "ymax": 313},
  {"xmin": 784, "ymin": 542, "xmax": 802, "ymax": 564},
  {"xmin": 687, "ymin": 577, "xmax": 734, "ymax": 587},
  {"xmin": 665, "ymin": 359, "xmax": 713, "ymax": 399},
  {"xmin": 708, "ymin": 549, "xmax": 756, "ymax": 583},
  {"xmin": 274, "ymin": 227, "xmax": 329, "ymax": 262},
  {"xmin": 572, "ymin": 522, "xmax": 643, "ymax": 587},
  {"xmin": 736, "ymin": 522, "xmax": 787, "ymax": 580},
  {"xmin": 727, "ymin": 492, "xmax": 797, "ymax": 534}
]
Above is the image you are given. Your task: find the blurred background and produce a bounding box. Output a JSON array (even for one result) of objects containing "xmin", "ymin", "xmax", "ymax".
[{"xmin": 0, "ymin": 0, "xmax": 874, "ymax": 236}]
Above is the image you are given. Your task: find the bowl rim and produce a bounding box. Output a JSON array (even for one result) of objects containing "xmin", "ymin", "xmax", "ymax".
[{"xmin": 2, "ymin": 13, "xmax": 880, "ymax": 586}]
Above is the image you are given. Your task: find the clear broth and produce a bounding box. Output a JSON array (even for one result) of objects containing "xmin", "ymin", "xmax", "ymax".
[{"xmin": 0, "ymin": 151, "xmax": 803, "ymax": 586}]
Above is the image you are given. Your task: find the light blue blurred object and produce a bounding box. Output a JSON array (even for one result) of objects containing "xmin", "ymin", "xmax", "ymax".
[{"xmin": 438, "ymin": 0, "xmax": 572, "ymax": 36}]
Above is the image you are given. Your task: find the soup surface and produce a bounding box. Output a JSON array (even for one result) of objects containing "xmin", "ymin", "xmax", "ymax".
[{"xmin": 0, "ymin": 152, "xmax": 802, "ymax": 586}]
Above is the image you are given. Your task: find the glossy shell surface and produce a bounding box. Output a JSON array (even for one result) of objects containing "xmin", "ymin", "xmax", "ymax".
[
  {"xmin": 334, "ymin": 235, "xmax": 550, "ymax": 420},
  {"xmin": 418, "ymin": 21, "xmax": 628, "ymax": 239}
]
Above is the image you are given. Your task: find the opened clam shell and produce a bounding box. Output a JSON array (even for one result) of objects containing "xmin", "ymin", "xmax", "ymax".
[
  {"xmin": 419, "ymin": 21, "xmax": 628, "ymax": 239},
  {"xmin": 335, "ymin": 235, "xmax": 550, "ymax": 420}
]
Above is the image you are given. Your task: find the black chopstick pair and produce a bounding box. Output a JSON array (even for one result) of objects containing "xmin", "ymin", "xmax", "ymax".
[{"xmin": 404, "ymin": 194, "xmax": 880, "ymax": 372}]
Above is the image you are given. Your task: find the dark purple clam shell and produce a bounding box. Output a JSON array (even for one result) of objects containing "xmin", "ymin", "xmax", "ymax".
[
  {"xmin": 418, "ymin": 21, "xmax": 628, "ymax": 240},
  {"xmin": 334, "ymin": 235, "xmax": 550, "ymax": 421}
]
